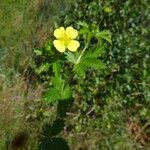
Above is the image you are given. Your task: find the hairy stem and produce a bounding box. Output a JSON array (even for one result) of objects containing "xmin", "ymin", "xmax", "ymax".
[
  {"xmin": 76, "ymin": 42, "xmax": 89, "ymax": 64},
  {"xmin": 53, "ymin": 62, "xmax": 61, "ymax": 77}
]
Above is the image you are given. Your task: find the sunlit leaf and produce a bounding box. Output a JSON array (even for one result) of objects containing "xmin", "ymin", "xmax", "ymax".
[{"xmin": 43, "ymin": 76, "xmax": 72, "ymax": 103}]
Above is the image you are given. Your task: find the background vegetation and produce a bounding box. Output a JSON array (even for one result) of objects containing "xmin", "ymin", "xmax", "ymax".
[{"xmin": 0, "ymin": 0, "xmax": 149, "ymax": 149}]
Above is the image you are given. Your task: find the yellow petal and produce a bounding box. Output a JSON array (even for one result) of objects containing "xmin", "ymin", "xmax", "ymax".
[
  {"xmin": 67, "ymin": 40, "xmax": 80, "ymax": 52},
  {"xmin": 54, "ymin": 27, "xmax": 65, "ymax": 39},
  {"xmin": 66, "ymin": 27, "xmax": 78, "ymax": 39},
  {"xmin": 53, "ymin": 40, "xmax": 66, "ymax": 52}
]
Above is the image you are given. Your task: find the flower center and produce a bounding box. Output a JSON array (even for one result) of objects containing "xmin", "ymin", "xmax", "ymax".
[{"xmin": 60, "ymin": 34, "xmax": 71, "ymax": 46}]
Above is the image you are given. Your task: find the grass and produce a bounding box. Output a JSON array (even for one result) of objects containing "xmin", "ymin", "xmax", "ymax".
[{"xmin": 0, "ymin": 1, "xmax": 73, "ymax": 149}]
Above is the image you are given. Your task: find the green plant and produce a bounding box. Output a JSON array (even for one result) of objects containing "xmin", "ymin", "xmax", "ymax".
[
  {"xmin": 34, "ymin": 22, "xmax": 111, "ymax": 149},
  {"xmin": 58, "ymin": 0, "xmax": 149, "ymax": 106},
  {"xmin": 34, "ymin": 23, "xmax": 111, "ymax": 103},
  {"xmin": 1, "ymin": 0, "xmax": 149, "ymax": 149},
  {"xmin": 51, "ymin": 0, "xmax": 149, "ymax": 149}
]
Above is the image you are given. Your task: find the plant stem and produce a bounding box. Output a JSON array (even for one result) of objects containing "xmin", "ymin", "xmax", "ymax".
[
  {"xmin": 53, "ymin": 62, "xmax": 61, "ymax": 77},
  {"xmin": 76, "ymin": 42, "xmax": 89, "ymax": 64}
]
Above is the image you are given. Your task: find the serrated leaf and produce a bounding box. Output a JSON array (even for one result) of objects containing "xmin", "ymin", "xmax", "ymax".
[
  {"xmin": 39, "ymin": 137, "xmax": 69, "ymax": 150},
  {"xmin": 43, "ymin": 88, "xmax": 60, "ymax": 103},
  {"xmin": 43, "ymin": 76, "xmax": 72, "ymax": 103},
  {"xmin": 73, "ymin": 46, "xmax": 106, "ymax": 75},
  {"xmin": 84, "ymin": 45, "xmax": 104, "ymax": 58},
  {"xmin": 51, "ymin": 75, "xmax": 63, "ymax": 88},
  {"xmin": 41, "ymin": 119, "xmax": 65, "ymax": 137},
  {"xmin": 73, "ymin": 64, "xmax": 85, "ymax": 76},
  {"xmin": 82, "ymin": 57, "xmax": 106, "ymax": 70},
  {"xmin": 65, "ymin": 51, "xmax": 81, "ymax": 64},
  {"xmin": 62, "ymin": 84, "xmax": 72, "ymax": 99},
  {"xmin": 95, "ymin": 30, "xmax": 112, "ymax": 44},
  {"xmin": 43, "ymin": 85, "xmax": 72, "ymax": 103},
  {"xmin": 65, "ymin": 51, "xmax": 76, "ymax": 63},
  {"xmin": 78, "ymin": 21, "xmax": 89, "ymax": 28}
]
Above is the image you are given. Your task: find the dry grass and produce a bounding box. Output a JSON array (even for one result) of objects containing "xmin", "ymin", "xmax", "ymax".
[
  {"xmin": 0, "ymin": 72, "xmax": 44, "ymax": 149},
  {"xmin": 0, "ymin": 0, "xmax": 71, "ymax": 148}
]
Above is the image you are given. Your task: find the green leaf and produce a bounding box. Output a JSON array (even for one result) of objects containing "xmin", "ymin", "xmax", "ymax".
[
  {"xmin": 62, "ymin": 84, "xmax": 72, "ymax": 99},
  {"xmin": 39, "ymin": 137, "xmax": 69, "ymax": 150},
  {"xmin": 73, "ymin": 45, "xmax": 106, "ymax": 75},
  {"xmin": 95, "ymin": 30, "xmax": 112, "ymax": 44},
  {"xmin": 39, "ymin": 118, "xmax": 69, "ymax": 149},
  {"xmin": 43, "ymin": 88, "xmax": 61, "ymax": 103},
  {"xmin": 35, "ymin": 63, "xmax": 50, "ymax": 74},
  {"xmin": 82, "ymin": 57, "xmax": 106, "ymax": 70},
  {"xmin": 65, "ymin": 51, "xmax": 81, "ymax": 64},
  {"xmin": 74, "ymin": 58, "xmax": 106, "ymax": 75},
  {"xmin": 44, "ymin": 40, "xmax": 53, "ymax": 51},
  {"xmin": 65, "ymin": 51, "xmax": 77, "ymax": 64},
  {"xmin": 43, "ymin": 76, "xmax": 72, "ymax": 103},
  {"xmin": 41, "ymin": 119, "xmax": 65, "ymax": 137},
  {"xmin": 73, "ymin": 63, "xmax": 86, "ymax": 76},
  {"xmin": 79, "ymin": 28, "xmax": 90, "ymax": 35},
  {"xmin": 84, "ymin": 44, "xmax": 104, "ymax": 58},
  {"xmin": 78, "ymin": 21, "xmax": 89, "ymax": 28},
  {"xmin": 103, "ymin": 6, "xmax": 112, "ymax": 13},
  {"xmin": 53, "ymin": 62, "xmax": 61, "ymax": 77}
]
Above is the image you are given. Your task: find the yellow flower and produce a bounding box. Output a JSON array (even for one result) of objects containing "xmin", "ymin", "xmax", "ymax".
[{"xmin": 53, "ymin": 26, "xmax": 80, "ymax": 52}]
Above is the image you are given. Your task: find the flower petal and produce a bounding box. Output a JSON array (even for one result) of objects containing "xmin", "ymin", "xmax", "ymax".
[
  {"xmin": 67, "ymin": 40, "xmax": 80, "ymax": 52},
  {"xmin": 66, "ymin": 27, "xmax": 78, "ymax": 39},
  {"xmin": 54, "ymin": 27, "xmax": 65, "ymax": 39},
  {"xmin": 53, "ymin": 40, "xmax": 66, "ymax": 52}
]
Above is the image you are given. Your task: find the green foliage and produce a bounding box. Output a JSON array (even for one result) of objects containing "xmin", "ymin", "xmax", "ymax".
[
  {"xmin": 39, "ymin": 137, "xmax": 69, "ymax": 150},
  {"xmin": 58, "ymin": 0, "xmax": 149, "ymax": 106},
  {"xmin": 33, "ymin": 19, "xmax": 110, "ymax": 103},
  {"xmin": 55, "ymin": 0, "xmax": 149, "ymax": 148},
  {"xmin": 65, "ymin": 23, "xmax": 110, "ymax": 75},
  {"xmin": 35, "ymin": 18, "xmax": 111, "ymax": 149},
  {"xmin": 66, "ymin": 45, "xmax": 106, "ymax": 75},
  {"xmin": 57, "ymin": 99, "xmax": 73, "ymax": 118},
  {"xmin": 95, "ymin": 30, "xmax": 112, "ymax": 44},
  {"xmin": 39, "ymin": 98, "xmax": 73, "ymax": 149},
  {"xmin": 1, "ymin": 0, "xmax": 149, "ymax": 149},
  {"xmin": 33, "ymin": 40, "xmax": 65, "ymax": 81},
  {"xmin": 78, "ymin": 21, "xmax": 112, "ymax": 44},
  {"xmin": 39, "ymin": 118, "xmax": 69, "ymax": 150},
  {"xmin": 41, "ymin": 119, "xmax": 65, "ymax": 137},
  {"xmin": 34, "ymin": 0, "xmax": 149, "ymax": 147},
  {"xmin": 75, "ymin": 45, "xmax": 106, "ymax": 70},
  {"xmin": 43, "ymin": 75, "xmax": 72, "ymax": 103}
]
